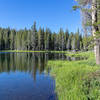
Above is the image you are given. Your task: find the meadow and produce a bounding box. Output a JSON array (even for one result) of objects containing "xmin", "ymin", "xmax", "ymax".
[{"xmin": 47, "ymin": 51, "xmax": 100, "ymax": 100}]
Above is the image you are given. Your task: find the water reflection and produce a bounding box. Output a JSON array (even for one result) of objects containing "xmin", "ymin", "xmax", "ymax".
[
  {"xmin": 0, "ymin": 53, "xmax": 63, "ymax": 77},
  {"xmin": 0, "ymin": 52, "xmax": 86, "ymax": 100},
  {"xmin": 0, "ymin": 53, "xmax": 86, "ymax": 76},
  {"xmin": 0, "ymin": 53, "xmax": 86, "ymax": 75},
  {"xmin": 0, "ymin": 53, "xmax": 47, "ymax": 80},
  {"xmin": 0, "ymin": 53, "xmax": 58, "ymax": 100}
]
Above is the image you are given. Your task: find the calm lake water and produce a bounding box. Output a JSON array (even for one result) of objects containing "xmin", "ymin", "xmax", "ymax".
[
  {"xmin": 0, "ymin": 52, "xmax": 85, "ymax": 100},
  {"xmin": 0, "ymin": 52, "xmax": 58, "ymax": 100}
]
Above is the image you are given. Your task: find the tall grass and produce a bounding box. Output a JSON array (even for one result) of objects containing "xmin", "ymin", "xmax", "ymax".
[{"xmin": 47, "ymin": 52, "xmax": 100, "ymax": 100}]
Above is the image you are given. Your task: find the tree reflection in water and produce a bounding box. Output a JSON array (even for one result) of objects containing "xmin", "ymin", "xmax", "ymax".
[{"xmin": 0, "ymin": 52, "xmax": 86, "ymax": 80}]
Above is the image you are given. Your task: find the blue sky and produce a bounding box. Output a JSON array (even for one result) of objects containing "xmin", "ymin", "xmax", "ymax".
[{"xmin": 0, "ymin": 0, "xmax": 81, "ymax": 32}]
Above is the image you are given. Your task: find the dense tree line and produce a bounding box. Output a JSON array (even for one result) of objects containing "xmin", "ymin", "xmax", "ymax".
[{"xmin": 0, "ymin": 22, "xmax": 91, "ymax": 51}]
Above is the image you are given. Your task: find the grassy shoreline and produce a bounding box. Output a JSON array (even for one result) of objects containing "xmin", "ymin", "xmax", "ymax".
[
  {"xmin": 0, "ymin": 50, "xmax": 46, "ymax": 53},
  {"xmin": 0, "ymin": 50, "xmax": 68, "ymax": 53},
  {"xmin": 47, "ymin": 51, "xmax": 100, "ymax": 100}
]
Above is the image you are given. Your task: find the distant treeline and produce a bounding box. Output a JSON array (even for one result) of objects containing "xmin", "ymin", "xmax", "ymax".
[{"xmin": 0, "ymin": 22, "xmax": 92, "ymax": 51}]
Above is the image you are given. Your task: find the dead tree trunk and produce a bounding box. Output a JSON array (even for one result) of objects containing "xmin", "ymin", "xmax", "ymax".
[
  {"xmin": 92, "ymin": 0, "xmax": 100, "ymax": 64},
  {"xmin": 95, "ymin": 39, "xmax": 100, "ymax": 64}
]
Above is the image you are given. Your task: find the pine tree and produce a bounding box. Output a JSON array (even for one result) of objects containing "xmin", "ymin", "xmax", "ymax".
[
  {"xmin": 10, "ymin": 30, "xmax": 16, "ymax": 50},
  {"xmin": 31, "ymin": 22, "xmax": 38, "ymax": 50}
]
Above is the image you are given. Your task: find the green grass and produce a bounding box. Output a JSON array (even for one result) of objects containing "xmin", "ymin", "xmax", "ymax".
[
  {"xmin": 47, "ymin": 51, "xmax": 100, "ymax": 100},
  {"xmin": 0, "ymin": 50, "xmax": 68, "ymax": 53},
  {"xmin": 0, "ymin": 50, "xmax": 47, "ymax": 53},
  {"xmin": 66, "ymin": 51, "xmax": 92, "ymax": 58}
]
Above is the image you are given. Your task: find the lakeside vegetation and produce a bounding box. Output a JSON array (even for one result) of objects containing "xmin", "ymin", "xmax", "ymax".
[
  {"xmin": 0, "ymin": 50, "xmax": 69, "ymax": 53},
  {"xmin": 0, "ymin": 50, "xmax": 46, "ymax": 53},
  {"xmin": 66, "ymin": 51, "xmax": 93, "ymax": 58},
  {"xmin": 47, "ymin": 51, "xmax": 100, "ymax": 100}
]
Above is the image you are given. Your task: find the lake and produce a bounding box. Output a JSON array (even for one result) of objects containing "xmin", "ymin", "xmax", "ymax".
[
  {"xmin": 0, "ymin": 52, "xmax": 59, "ymax": 100},
  {"xmin": 0, "ymin": 52, "xmax": 85, "ymax": 100}
]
